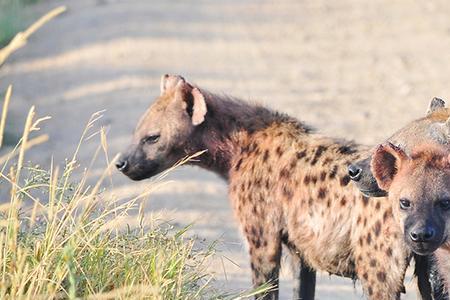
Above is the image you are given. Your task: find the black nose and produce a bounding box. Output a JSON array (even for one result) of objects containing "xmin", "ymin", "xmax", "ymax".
[
  {"xmin": 116, "ymin": 158, "xmax": 128, "ymax": 172},
  {"xmin": 409, "ymin": 227, "xmax": 435, "ymax": 243},
  {"xmin": 348, "ymin": 164, "xmax": 362, "ymax": 181}
]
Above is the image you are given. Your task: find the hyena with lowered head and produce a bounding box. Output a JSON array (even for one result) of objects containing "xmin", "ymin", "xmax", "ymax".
[{"xmin": 117, "ymin": 75, "xmax": 411, "ymax": 299}]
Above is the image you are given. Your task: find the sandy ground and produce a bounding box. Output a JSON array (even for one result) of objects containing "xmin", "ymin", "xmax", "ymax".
[{"xmin": 2, "ymin": 0, "xmax": 450, "ymax": 298}]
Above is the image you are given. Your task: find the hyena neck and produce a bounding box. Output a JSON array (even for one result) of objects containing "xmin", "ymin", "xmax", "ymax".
[{"xmin": 186, "ymin": 89, "xmax": 312, "ymax": 180}]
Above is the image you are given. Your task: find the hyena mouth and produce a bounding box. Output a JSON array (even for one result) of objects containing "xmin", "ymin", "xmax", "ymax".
[
  {"xmin": 409, "ymin": 241, "xmax": 441, "ymax": 256},
  {"xmin": 359, "ymin": 189, "xmax": 388, "ymax": 197},
  {"xmin": 124, "ymin": 162, "xmax": 161, "ymax": 181}
]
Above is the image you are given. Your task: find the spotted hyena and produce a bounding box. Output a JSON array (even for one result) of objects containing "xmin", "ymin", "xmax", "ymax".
[
  {"xmin": 371, "ymin": 141, "xmax": 450, "ymax": 297},
  {"xmin": 117, "ymin": 75, "xmax": 412, "ymax": 299},
  {"xmin": 348, "ymin": 98, "xmax": 450, "ymax": 299}
]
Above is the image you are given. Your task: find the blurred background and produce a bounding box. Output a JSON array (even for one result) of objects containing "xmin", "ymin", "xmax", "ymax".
[{"xmin": 1, "ymin": 0, "xmax": 450, "ymax": 298}]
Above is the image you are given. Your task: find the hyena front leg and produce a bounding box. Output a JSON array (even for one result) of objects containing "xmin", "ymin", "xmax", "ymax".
[
  {"xmin": 243, "ymin": 222, "xmax": 282, "ymax": 300},
  {"xmin": 289, "ymin": 249, "xmax": 316, "ymax": 300}
]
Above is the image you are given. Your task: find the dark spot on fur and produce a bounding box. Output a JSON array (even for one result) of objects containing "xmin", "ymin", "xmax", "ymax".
[
  {"xmin": 340, "ymin": 175, "xmax": 350, "ymax": 186},
  {"xmin": 362, "ymin": 196, "xmax": 369, "ymax": 207},
  {"xmin": 320, "ymin": 171, "xmax": 327, "ymax": 181},
  {"xmin": 322, "ymin": 157, "xmax": 333, "ymax": 166},
  {"xmin": 368, "ymin": 286, "xmax": 373, "ymax": 296},
  {"xmin": 357, "ymin": 215, "xmax": 362, "ymax": 224},
  {"xmin": 358, "ymin": 237, "xmax": 364, "ymax": 247},
  {"xmin": 253, "ymin": 178, "xmax": 261, "ymax": 188},
  {"xmin": 383, "ymin": 208, "xmax": 392, "ymax": 222},
  {"xmin": 340, "ymin": 196, "xmax": 347, "ymax": 206},
  {"xmin": 304, "ymin": 175, "xmax": 311, "ymax": 185},
  {"xmin": 265, "ymin": 179, "xmax": 270, "ymax": 189},
  {"xmin": 276, "ymin": 146, "xmax": 283, "ymax": 157},
  {"xmin": 283, "ymin": 186, "xmax": 293, "ymax": 199},
  {"xmin": 363, "ymin": 272, "xmax": 368, "ymax": 280},
  {"xmin": 377, "ymin": 271, "xmax": 386, "ymax": 282},
  {"xmin": 338, "ymin": 145, "xmax": 357, "ymax": 155},
  {"xmin": 297, "ymin": 150, "xmax": 307, "ymax": 160},
  {"xmin": 280, "ymin": 168, "xmax": 290, "ymax": 178},
  {"xmin": 318, "ymin": 187, "xmax": 327, "ymax": 199},
  {"xmin": 235, "ymin": 158, "xmax": 243, "ymax": 171},
  {"xmin": 263, "ymin": 149, "xmax": 270, "ymax": 162},
  {"xmin": 311, "ymin": 175, "xmax": 318, "ymax": 184},
  {"xmin": 374, "ymin": 221, "xmax": 381, "ymax": 237},
  {"xmin": 366, "ymin": 233, "xmax": 372, "ymax": 245},
  {"xmin": 310, "ymin": 145, "xmax": 327, "ymax": 166},
  {"xmin": 370, "ymin": 259, "xmax": 377, "ymax": 267},
  {"xmin": 386, "ymin": 247, "xmax": 393, "ymax": 257},
  {"xmin": 329, "ymin": 165, "xmax": 338, "ymax": 179},
  {"xmin": 375, "ymin": 202, "xmax": 381, "ymax": 210},
  {"xmin": 290, "ymin": 158, "xmax": 298, "ymax": 169}
]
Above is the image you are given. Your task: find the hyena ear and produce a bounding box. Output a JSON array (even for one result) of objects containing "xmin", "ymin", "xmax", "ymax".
[
  {"xmin": 173, "ymin": 80, "xmax": 207, "ymax": 126},
  {"xmin": 371, "ymin": 143, "xmax": 407, "ymax": 190},
  {"xmin": 190, "ymin": 87, "xmax": 207, "ymax": 126},
  {"xmin": 160, "ymin": 74, "xmax": 185, "ymax": 95},
  {"xmin": 426, "ymin": 97, "xmax": 446, "ymax": 115},
  {"xmin": 430, "ymin": 116, "xmax": 450, "ymax": 145}
]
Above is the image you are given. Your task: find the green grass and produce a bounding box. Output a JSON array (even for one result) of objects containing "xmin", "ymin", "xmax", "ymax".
[
  {"xmin": 0, "ymin": 107, "xmax": 216, "ymax": 299},
  {"xmin": 0, "ymin": 99, "xmax": 273, "ymax": 300},
  {"xmin": 0, "ymin": 0, "xmax": 40, "ymax": 47}
]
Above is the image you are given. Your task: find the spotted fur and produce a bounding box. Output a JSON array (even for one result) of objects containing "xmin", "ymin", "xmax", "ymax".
[{"xmin": 118, "ymin": 75, "xmax": 410, "ymax": 299}]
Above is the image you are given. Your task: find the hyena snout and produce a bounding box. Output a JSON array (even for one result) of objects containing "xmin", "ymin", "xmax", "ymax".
[
  {"xmin": 115, "ymin": 148, "xmax": 161, "ymax": 181},
  {"xmin": 409, "ymin": 225, "xmax": 435, "ymax": 243},
  {"xmin": 347, "ymin": 164, "xmax": 362, "ymax": 181},
  {"xmin": 347, "ymin": 157, "xmax": 387, "ymax": 197},
  {"xmin": 405, "ymin": 219, "xmax": 443, "ymax": 255},
  {"xmin": 116, "ymin": 155, "xmax": 129, "ymax": 173}
]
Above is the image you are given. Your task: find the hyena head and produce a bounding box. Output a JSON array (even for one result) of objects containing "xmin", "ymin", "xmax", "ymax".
[
  {"xmin": 116, "ymin": 74, "xmax": 207, "ymax": 180},
  {"xmin": 348, "ymin": 97, "xmax": 450, "ymax": 197},
  {"xmin": 371, "ymin": 142, "xmax": 450, "ymax": 255}
]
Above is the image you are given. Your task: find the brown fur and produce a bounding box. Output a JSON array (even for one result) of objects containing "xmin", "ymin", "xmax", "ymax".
[
  {"xmin": 118, "ymin": 75, "xmax": 410, "ymax": 299},
  {"xmin": 372, "ymin": 142, "xmax": 450, "ymax": 294}
]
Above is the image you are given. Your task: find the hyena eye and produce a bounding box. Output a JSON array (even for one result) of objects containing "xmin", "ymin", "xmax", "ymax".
[
  {"xmin": 399, "ymin": 198, "xmax": 411, "ymax": 210},
  {"xmin": 438, "ymin": 199, "xmax": 450, "ymax": 211},
  {"xmin": 142, "ymin": 134, "xmax": 160, "ymax": 144}
]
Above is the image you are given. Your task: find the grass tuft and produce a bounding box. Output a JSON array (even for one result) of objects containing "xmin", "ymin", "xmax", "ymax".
[{"xmin": 0, "ymin": 7, "xmax": 274, "ymax": 299}]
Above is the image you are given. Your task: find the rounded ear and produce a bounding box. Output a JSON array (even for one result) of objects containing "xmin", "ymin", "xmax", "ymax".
[
  {"xmin": 371, "ymin": 143, "xmax": 408, "ymax": 190},
  {"xmin": 426, "ymin": 97, "xmax": 446, "ymax": 115},
  {"xmin": 173, "ymin": 81, "xmax": 207, "ymax": 126},
  {"xmin": 430, "ymin": 116, "xmax": 450, "ymax": 145},
  {"xmin": 160, "ymin": 74, "xmax": 185, "ymax": 95},
  {"xmin": 191, "ymin": 88, "xmax": 207, "ymax": 126}
]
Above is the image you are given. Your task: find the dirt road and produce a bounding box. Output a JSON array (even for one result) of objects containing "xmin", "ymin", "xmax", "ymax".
[{"xmin": 2, "ymin": 0, "xmax": 450, "ymax": 298}]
